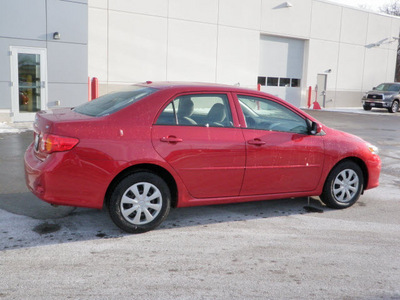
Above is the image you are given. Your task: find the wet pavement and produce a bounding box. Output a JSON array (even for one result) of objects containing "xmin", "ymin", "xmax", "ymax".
[
  {"xmin": 0, "ymin": 109, "xmax": 399, "ymax": 299},
  {"xmin": 0, "ymin": 132, "xmax": 75, "ymax": 219}
]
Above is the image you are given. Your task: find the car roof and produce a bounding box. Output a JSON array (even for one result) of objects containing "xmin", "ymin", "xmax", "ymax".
[{"xmin": 136, "ymin": 81, "xmax": 262, "ymax": 94}]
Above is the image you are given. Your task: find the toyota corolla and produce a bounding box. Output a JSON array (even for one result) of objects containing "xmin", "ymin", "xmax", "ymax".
[{"xmin": 24, "ymin": 82, "xmax": 381, "ymax": 233}]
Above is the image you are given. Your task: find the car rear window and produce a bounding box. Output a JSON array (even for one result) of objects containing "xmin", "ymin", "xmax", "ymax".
[{"xmin": 73, "ymin": 86, "xmax": 156, "ymax": 117}]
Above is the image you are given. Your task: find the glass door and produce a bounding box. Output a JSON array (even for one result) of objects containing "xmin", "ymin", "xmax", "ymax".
[{"xmin": 11, "ymin": 47, "xmax": 47, "ymax": 121}]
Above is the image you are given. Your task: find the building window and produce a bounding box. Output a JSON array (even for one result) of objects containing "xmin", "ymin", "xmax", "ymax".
[
  {"xmin": 267, "ymin": 77, "xmax": 279, "ymax": 86},
  {"xmin": 279, "ymin": 78, "xmax": 290, "ymax": 87},
  {"xmin": 257, "ymin": 76, "xmax": 266, "ymax": 86},
  {"xmin": 262, "ymin": 77, "xmax": 301, "ymax": 88},
  {"xmin": 291, "ymin": 78, "xmax": 301, "ymax": 87}
]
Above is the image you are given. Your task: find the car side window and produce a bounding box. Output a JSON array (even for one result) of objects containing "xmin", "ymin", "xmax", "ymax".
[
  {"xmin": 238, "ymin": 95, "xmax": 308, "ymax": 134},
  {"xmin": 156, "ymin": 94, "xmax": 233, "ymax": 127}
]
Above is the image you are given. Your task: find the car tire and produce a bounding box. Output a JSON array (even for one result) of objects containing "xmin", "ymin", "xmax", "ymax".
[
  {"xmin": 363, "ymin": 105, "xmax": 371, "ymax": 111},
  {"xmin": 320, "ymin": 161, "xmax": 364, "ymax": 209},
  {"xmin": 388, "ymin": 100, "xmax": 399, "ymax": 113},
  {"xmin": 109, "ymin": 172, "xmax": 171, "ymax": 233}
]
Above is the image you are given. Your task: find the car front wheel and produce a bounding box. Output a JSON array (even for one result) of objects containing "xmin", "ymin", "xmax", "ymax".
[
  {"xmin": 388, "ymin": 100, "xmax": 399, "ymax": 113},
  {"xmin": 320, "ymin": 161, "xmax": 364, "ymax": 209},
  {"xmin": 109, "ymin": 172, "xmax": 171, "ymax": 233},
  {"xmin": 363, "ymin": 105, "xmax": 371, "ymax": 111}
]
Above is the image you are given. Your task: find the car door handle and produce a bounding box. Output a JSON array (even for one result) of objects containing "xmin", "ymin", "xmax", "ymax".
[
  {"xmin": 247, "ymin": 139, "xmax": 266, "ymax": 146},
  {"xmin": 160, "ymin": 136, "xmax": 183, "ymax": 143}
]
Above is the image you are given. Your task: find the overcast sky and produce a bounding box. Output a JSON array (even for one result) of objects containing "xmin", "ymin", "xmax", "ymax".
[{"xmin": 327, "ymin": 0, "xmax": 392, "ymax": 12}]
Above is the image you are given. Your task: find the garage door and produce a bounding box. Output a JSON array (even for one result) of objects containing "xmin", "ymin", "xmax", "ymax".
[{"xmin": 258, "ymin": 35, "xmax": 305, "ymax": 107}]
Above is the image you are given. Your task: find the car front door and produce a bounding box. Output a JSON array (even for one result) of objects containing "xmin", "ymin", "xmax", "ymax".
[
  {"xmin": 236, "ymin": 94, "xmax": 325, "ymax": 196},
  {"xmin": 152, "ymin": 93, "xmax": 246, "ymax": 198}
]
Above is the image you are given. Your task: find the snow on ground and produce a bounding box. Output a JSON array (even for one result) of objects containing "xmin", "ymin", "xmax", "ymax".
[
  {"xmin": 0, "ymin": 122, "xmax": 32, "ymax": 134},
  {"xmin": 0, "ymin": 207, "xmax": 125, "ymax": 251}
]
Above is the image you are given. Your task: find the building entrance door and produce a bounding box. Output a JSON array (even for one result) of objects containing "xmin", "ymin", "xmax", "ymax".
[
  {"xmin": 10, "ymin": 47, "xmax": 47, "ymax": 122},
  {"xmin": 316, "ymin": 74, "xmax": 327, "ymax": 108}
]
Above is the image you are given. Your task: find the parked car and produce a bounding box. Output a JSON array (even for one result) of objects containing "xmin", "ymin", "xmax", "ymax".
[
  {"xmin": 25, "ymin": 82, "xmax": 381, "ymax": 233},
  {"xmin": 362, "ymin": 82, "xmax": 400, "ymax": 113}
]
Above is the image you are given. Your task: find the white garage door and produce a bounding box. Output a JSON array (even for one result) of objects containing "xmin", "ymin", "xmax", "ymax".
[{"xmin": 258, "ymin": 35, "xmax": 305, "ymax": 107}]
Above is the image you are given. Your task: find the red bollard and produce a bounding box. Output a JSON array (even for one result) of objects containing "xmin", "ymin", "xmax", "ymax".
[
  {"xmin": 88, "ymin": 77, "xmax": 92, "ymax": 101},
  {"xmin": 91, "ymin": 77, "xmax": 99, "ymax": 100},
  {"xmin": 257, "ymin": 84, "xmax": 261, "ymax": 91},
  {"xmin": 307, "ymin": 86, "xmax": 312, "ymax": 108}
]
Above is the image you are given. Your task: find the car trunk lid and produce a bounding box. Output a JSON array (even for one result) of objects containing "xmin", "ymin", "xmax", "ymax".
[{"xmin": 33, "ymin": 108, "xmax": 95, "ymax": 160}]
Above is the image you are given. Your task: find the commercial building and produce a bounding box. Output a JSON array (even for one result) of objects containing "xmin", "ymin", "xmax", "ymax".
[
  {"xmin": 1, "ymin": 0, "xmax": 399, "ymax": 122},
  {"xmin": 0, "ymin": 0, "xmax": 87, "ymax": 122}
]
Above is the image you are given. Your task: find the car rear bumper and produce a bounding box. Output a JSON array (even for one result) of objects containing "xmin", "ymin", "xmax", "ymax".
[
  {"xmin": 24, "ymin": 143, "xmax": 107, "ymax": 209},
  {"xmin": 25, "ymin": 143, "xmax": 54, "ymax": 201}
]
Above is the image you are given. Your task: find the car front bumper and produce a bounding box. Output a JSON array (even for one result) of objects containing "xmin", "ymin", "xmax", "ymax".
[
  {"xmin": 362, "ymin": 100, "xmax": 391, "ymax": 108},
  {"xmin": 365, "ymin": 153, "xmax": 381, "ymax": 190}
]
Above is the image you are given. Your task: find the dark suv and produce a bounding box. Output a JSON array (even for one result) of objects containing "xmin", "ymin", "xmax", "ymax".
[{"xmin": 362, "ymin": 83, "xmax": 400, "ymax": 113}]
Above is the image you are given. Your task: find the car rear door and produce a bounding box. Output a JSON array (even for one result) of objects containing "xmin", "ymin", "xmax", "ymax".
[
  {"xmin": 235, "ymin": 94, "xmax": 325, "ymax": 196},
  {"xmin": 151, "ymin": 92, "xmax": 246, "ymax": 198}
]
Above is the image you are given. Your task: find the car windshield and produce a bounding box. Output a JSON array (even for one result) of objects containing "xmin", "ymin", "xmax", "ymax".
[
  {"xmin": 375, "ymin": 84, "xmax": 400, "ymax": 92},
  {"xmin": 73, "ymin": 86, "xmax": 156, "ymax": 117}
]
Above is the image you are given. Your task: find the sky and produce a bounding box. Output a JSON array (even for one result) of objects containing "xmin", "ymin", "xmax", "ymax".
[{"xmin": 327, "ymin": 0, "xmax": 393, "ymax": 12}]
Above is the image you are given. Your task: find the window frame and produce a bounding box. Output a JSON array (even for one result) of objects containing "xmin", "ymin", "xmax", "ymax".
[
  {"xmin": 234, "ymin": 94, "xmax": 310, "ymax": 135},
  {"xmin": 154, "ymin": 92, "xmax": 238, "ymax": 128}
]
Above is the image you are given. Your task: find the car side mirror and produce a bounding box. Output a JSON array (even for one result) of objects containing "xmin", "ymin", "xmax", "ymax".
[
  {"xmin": 309, "ymin": 121, "xmax": 322, "ymax": 135},
  {"xmin": 372, "ymin": 87, "xmax": 376, "ymax": 90}
]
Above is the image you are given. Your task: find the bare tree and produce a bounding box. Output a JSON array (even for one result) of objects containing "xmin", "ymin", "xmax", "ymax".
[
  {"xmin": 380, "ymin": 1, "xmax": 400, "ymax": 81},
  {"xmin": 380, "ymin": 0, "xmax": 400, "ymax": 16}
]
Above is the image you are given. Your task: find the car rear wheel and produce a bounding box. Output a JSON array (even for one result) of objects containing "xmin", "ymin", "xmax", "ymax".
[
  {"xmin": 320, "ymin": 161, "xmax": 363, "ymax": 209},
  {"xmin": 109, "ymin": 172, "xmax": 171, "ymax": 233},
  {"xmin": 363, "ymin": 105, "xmax": 371, "ymax": 111},
  {"xmin": 388, "ymin": 100, "xmax": 399, "ymax": 113}
]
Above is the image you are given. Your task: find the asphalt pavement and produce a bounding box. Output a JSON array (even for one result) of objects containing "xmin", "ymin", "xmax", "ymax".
[
  {"xmin": 0, "ymin": 108, "xmax": 399, "ymax": 299},
  {"xmin": 0, "ymin": 131, "xmax": 76, "ymax": 219}
]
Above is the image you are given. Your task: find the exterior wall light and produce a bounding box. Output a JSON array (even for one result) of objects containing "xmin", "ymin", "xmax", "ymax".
[
  {"xmin": 53, "ymin": 32, "xmax": 60, "ymax": 40},
  {"xmin": 285, "ymin": 2, "xmax": 293, "ymax": 7}
]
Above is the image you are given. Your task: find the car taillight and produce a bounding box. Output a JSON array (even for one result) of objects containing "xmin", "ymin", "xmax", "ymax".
[{"xmin": 39, "ymin": 134, "xmax": 79, "ymax": 154}]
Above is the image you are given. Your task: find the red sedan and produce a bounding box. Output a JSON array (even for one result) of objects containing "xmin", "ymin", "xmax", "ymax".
[{"xmin": 24, "ymin": 82, "xmax": 381, "ymax": 233}]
